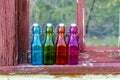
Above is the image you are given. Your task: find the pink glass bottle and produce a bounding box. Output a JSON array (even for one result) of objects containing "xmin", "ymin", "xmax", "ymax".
[{"xmin": 68, "ymin": 23, "xmax": 79, "ymax": 65}]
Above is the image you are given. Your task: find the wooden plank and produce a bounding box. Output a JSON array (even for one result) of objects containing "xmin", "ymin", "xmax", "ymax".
[
  {"xmin": 18, "ymin": 0, "xmax": 30, "ymax": 63},
  {"xmin": 0, "ymin": 63, "xmax": 120, "ymax": 74},
  {"xmin": 79, "ymin": 52, "xmax": 120, "ymax": 63},
  {"xmin": 0, "ymin": 0, "xmax": 16, "ymax": 66}
]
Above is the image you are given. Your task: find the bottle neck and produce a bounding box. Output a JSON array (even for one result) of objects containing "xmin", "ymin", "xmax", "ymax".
[
  {"xmin": 57, "ymin": 32, "xmax": 65, "ymax": 45},
  {"xmin": 46, "ymin": 33, "xmax": 52, "ymax": 40},
  {"xmin": 70, "ymin": 33, "xmax": 77, "ymax": 40},
  {"xmin": 58, "ymin": 33, "xmax": 64, "ymax": 39},
  {"xmin": 33, "ymin": 34, "xmax": 40, "ymax": 40},
  {"xmin": 58, "ymin": 32, "xmax": 64, "ymax": 36}
]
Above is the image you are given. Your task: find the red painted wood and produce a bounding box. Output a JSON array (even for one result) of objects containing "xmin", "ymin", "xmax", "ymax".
[
  {"xmin": 79, "ymin": 51, "xmax": 120, "ymax": 63},
  {"xmin": 77, "ymin": 0, "xmax": 85, "ymax": 51},
  {"xmin": 0, "ymin": 0, "xmax": 16, "ymax": 66},
  {"xmin": 85, "ymin": 47, "xmax": 120, "ymax": 51},
  {"xmin": 0, "ymin": 0, "xmax": 120, "ymax": 75},
  {"xmin": 77, "ymin": 0, "xmax": 120, "ymax": 63},
  {"xmin": 0, "ymin": 63, "xmax": 120, "ymax": 74},
  {"xmin": 79, "ymin": 48, "xmax": 120, "ymax": 63},
  {"xmin": 18, "ymin": 0, "xmax": 30, "ymax": 63}
]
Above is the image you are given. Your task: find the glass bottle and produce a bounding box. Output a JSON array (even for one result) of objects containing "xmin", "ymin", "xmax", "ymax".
[
  {"xmin": 68, "ymin": 23, "xmax": 79, "ymax": 65},
  {"xmin": 55, "ymin": 23, "xmax": 67, "ymax": 65},
  {"xmin": 31, "ymin": 23, "xmax": 43, "ymax": 65},
  {"xmin": 43, "ymin": 23, "xmax": 55, "ymax": 65}
]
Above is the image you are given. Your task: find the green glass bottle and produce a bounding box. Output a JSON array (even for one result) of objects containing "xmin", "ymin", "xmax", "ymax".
[{"xmin": 43, "ymin": 23, "xmax": 55, "ymax": 65}]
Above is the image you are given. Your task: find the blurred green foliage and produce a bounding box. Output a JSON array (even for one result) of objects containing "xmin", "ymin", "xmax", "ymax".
[
  {"xmin": 86, "ymin": 0, "xmax": 119, "ymax": 37},
  {"xmin": 30, "ymin": 0, "xmax": 120, "ymax": 47},
  {"xmin": 85, "ymin": 0, "xmax": 119, "ymax": 47},
  {"xmin": 30, "ymin": 0, "xmax": 76, "ymax": 28}
]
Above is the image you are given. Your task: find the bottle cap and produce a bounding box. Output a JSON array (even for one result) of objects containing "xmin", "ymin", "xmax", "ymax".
[
  {"xmin": 47, "ymin": 23, "xmax": 52, "ymax": 27},
  {"xmin": 46, "ymin": 23, "xmax": 53, "ymax": 33},
  {"xmin": 59, "ymin": 23, "xmax": 65, "ymax": 27},
  {"xmin": 58, "ymin": 23, "xmax": 65, "ymax": 33},
  {"xmin": 33, "ymin": 23, "xmax": 39, "ymax": 26},
  {"xmin": 32, "ymin": 23, "xmax": 41, "ymax": 34},
  {"xmin": 69, "ymin": 23, "xmax": 78, "ymax": 34},
  {"xmin": 71, "ymin": 23, "xmax": 77, "ymax": 27}
]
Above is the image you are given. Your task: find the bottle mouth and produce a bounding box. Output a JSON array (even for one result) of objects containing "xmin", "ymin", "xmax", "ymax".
[
  {"xmin": 46, "ymin": 23, "xmax": 53, "ymax": 33},
  {"xmin": 58, "ymin": 23, "xmax": 65, "ymax": 33},
  {"xmin": 32, "ymin": 23, "xmax": 41, "ymax": 33},
  {"xmin": 70, "ymin": 23, "xmax": 78, "ymax": 33}
]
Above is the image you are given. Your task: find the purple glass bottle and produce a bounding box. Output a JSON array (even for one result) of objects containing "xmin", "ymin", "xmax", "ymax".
[{"xmin": 68, "ymin": 23, "xmax": 79, "ymax": 65}]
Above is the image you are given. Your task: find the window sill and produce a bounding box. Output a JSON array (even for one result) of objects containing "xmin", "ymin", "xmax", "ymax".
[{"xmin": 1, "ymin": 63, "xmax": 120, "ymax": 75}]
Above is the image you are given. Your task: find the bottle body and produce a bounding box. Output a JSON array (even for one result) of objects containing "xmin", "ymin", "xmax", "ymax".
[
  {"xmin": 44, "ymin": 23, "xmax": 55, "ymax": 65},
  {"xmin": 31, "ymin": 23, "xmax": 43, "ymax": 65},
  {"xmin": 31, "ymin": 41, "xmax": 43, "ymax": 65},
  {"xmin": 68, "ymin": 36, "xmax": 79, "ymax": 65},
  {"xmin": 55, "ymin": 23, "xmax": 67, "ymax": 65},
  {"xmin": 56, "ymin": 44, "xmax": 67, "ymax": 64},
  {"xmin": 68, "ymin": 24, "xmax": 79, "ymax": 65},
  {"xmin": 44, "ymin": 44, "xmax": 54, "ymax": 65}
]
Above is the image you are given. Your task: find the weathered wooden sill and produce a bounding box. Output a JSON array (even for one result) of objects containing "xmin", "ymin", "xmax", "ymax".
[{"xmin": 0, "ymin": 63, "xmax": 120, "ymax": 75}]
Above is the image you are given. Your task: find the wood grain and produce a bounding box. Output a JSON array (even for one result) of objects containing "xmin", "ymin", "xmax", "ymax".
[
  {"xmin": 0, "ymin": 0, "xmax": 16, "ymax": 66},
  {"xmin": 18, "ymin": 0, "xmax": 30, "ymax": 63},
  {"xmin": 77, "ymin": 0, "xmax": 85, "ymax": 51},
  {"xmin": 0, "ymin": 63, "xmax": 120, "ymax": 74}
]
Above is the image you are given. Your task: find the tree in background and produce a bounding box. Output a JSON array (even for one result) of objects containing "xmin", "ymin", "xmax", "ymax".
[
  {"xmin": 86, "ymin": 0, "xmax": 119, "ymax": 37},
  {"xmin": 85, "ymin": 0, "xmax": 119, "ymax": 47}
]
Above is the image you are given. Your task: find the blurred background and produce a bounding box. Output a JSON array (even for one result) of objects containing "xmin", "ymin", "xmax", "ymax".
[
  {"xmin": 30, "ymin": 0, "xmax": 76, "ymax": 27},
  {"xmin": 30, "ymin": 0, "xmax": 119, "ymax": 47},
  {"xmin": 85, "ymin": 0, "xmax": 119, "ymax": 47}
]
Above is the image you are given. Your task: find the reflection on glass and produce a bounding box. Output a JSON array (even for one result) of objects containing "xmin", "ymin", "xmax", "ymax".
[{"xmin": 85, "ymin": 0, "xmax": 119, "ymax": 47}]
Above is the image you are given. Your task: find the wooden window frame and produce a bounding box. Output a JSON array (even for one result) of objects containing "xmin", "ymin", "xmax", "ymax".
[
  {"xmin": 0, "ymin": 0, "xmax": 120, "ymax": 74},
  {"xmin": 78, "ymin": 0, "xmax": 120, "ymax": 63}
]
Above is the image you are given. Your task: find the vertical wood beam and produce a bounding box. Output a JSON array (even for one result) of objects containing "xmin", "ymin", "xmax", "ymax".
[
  {"xmin": 76, "ymin": 0, "xmax": 85, "ymax": 51},
  {"xmin": 18, "ymin": 0, "xmax": 30, "ymax": 63},
  {"xmin": 0, "ymin": 0, "xmax": 16, "ymax": 66}
]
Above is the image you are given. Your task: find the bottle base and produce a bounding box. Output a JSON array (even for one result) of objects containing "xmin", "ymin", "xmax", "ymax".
[
  {"xmin": 31, "ymin": 62, "xmax": 43, "ymax": 65},
  {"xmin": 68, "ymin": 62, "xmax": 78, "ymax": 65},
  {"xmin": 55, "ymin": 62, "xmax": 66, "ymax": 65},
  {"xmin": 44, "ymin": 63, "xmax": 54, "ymax": 65}
]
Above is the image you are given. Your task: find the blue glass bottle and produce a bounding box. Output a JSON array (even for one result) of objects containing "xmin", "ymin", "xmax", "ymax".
[{"xmin": 31, "ymin": 23, "xmax": 43, "ymax": 65}]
